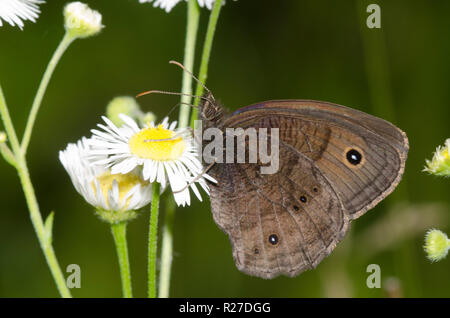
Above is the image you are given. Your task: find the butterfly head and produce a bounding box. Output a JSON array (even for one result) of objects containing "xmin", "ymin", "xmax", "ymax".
[{"xmin": 199, "ymin": 91, "xmax": 224, "ymax": 126}]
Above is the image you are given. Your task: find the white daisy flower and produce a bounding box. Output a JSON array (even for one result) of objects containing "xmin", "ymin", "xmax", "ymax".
[
  {"xmin": 197, "ymin": 0, "xmax": 218, "ymax": 10},
  {"xmin": 59, "ymin": 137, "xmax": 153, "ymax": 223},
  {"xmin": 138, "ymin": 0, "xmax": 230, "ymax": 13},
  {"xmin": 89, "ymin": 114, "xmax": 215, "ymax": 207},
  {"xmin": 0, "ymin": 0, "xmax": 45, "ymax": 30},
  {"xmin": 139, "ymin": 0, "xmax": 181, "ymax": 13}
]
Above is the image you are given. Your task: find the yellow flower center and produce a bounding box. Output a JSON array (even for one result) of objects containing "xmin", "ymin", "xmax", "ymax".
[
  {"xmin": 92, "ymin": 171, "xmax": 148, "ymax": 210},
  {"xmin": 128, "ymin": 124, "xmax": 186, "ymax": 161}
]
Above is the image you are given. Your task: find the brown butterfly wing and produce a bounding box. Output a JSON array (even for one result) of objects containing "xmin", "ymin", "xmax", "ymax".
[
  {"xmin": 223, "ymin": 100, "xmax": 409, "ymax": 219},
  {"xmin": 209, "ymin": 145, "xmax": 348, "ymax": 278},
  {"xmin": 207, "ymin": 100, "xmax": 408, "ymax": 278}
]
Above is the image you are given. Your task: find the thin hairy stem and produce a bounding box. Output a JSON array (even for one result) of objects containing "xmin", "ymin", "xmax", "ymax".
[
  {"xmin": 0, "ymin": 83, "xmax": 71, "ymax": 298},
  {"xmin": 158, "ymin": 197, "xmax": 176, "ymax": 298},
  {"xmin": 189, "ymin": 0, "xmax": 224, "ymax": 127},
  {"xmin": 111, "ymin": 222, "xmax": 133, "ymax": 298},
  {"xmin": 178, "ymin": 0, "xmax": 201, "ymax": 128},
  {"xmin": 156, "ymin": 0, "xmax": 202, "ymax": 299},
  {"xmin": 21, "ymin": 32, "xmax": 75, "ymax": 154},
  {"xmin": 148, "ymin": 183, "xmax": 161, "ymax": 298}
]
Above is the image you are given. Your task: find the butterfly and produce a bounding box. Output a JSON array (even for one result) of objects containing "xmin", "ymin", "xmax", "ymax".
[
  {"xmin": 198, "ymin": 92, "xmax": 408, "ymax": 279},
  {"xmin": 139, "ymin": 61, "xmax": 409, "ymax": 279}
]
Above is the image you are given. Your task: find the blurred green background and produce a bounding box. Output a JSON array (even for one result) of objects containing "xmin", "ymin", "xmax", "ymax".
[{"xmin": 0, "ymin": 0, "xmax": 449, "ymax": 297}]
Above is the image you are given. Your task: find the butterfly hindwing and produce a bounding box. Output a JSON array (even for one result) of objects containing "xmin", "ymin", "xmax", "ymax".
[{"xmin": 209, "ymin": 144, "xmax": 348, "ymax": 278}]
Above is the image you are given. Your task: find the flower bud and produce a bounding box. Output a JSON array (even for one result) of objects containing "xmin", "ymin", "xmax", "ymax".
[
  {"xmin": 64, "ymin": 2, "xmax": 103, "ymax": 39},
  {"xmin": 424, "ymin": 138, "xmax": 450, "ymax": 177},
  {"xmin": 138, "ymin": 112, "xmax": 157, "ymax": 127},
  {"xmin": 106, "ymin": 96, "xmax": 144, "ymax": 127},
  {"xmin": 424, "ymin": 229, "xmax": 450, "ymax": 262}
]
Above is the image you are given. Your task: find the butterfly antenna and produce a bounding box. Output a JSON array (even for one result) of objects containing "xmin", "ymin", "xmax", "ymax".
[
  {"xmin": 164, "ymin": 101, "xmax": 199, "ymax": 119},
  {"xmin": 136, "ymin": 90, "xmax": 215, "ymax": 104},
  {"xmin": 144, "ymin": 129, "xmax": 191, "ymax": 142},
  {"xmin": 169, "ymin": 60, "xmax": 215, "ymax": 99},
  {"xmin": 173, "ymin": 161, "xmax": 217, "ymax": 194}
]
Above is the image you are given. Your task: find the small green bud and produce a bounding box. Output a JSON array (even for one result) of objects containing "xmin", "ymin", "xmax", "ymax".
[
  {"xmin": 138, "ymin": 112, "xmax": 157, "ymax": 127},
  {"xmin": 424, "ymin": 229, "xmax": 450, "ymax": 262},
  {"xmin": 0, "ymin": 131, "xmax": 6, "ymax": 143},
  {"xmin": 424, "ymin": 138, "xmax": 450, "ymax": 177},
  {"xmin": 64, "ymin": 2, "xmax": 103, "ymax": 39},
  {"xmin": 106, "ymin": 96, "xmax": 144, "ymax": 127}
]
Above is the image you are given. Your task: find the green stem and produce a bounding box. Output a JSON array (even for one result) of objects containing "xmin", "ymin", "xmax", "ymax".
[
  {"xmin": 21, "ymin": 32, "xmax": 75, "ymax": 154},
  {"xmin": 155, "ymin": 0, "xmax": 201, "ymax": 299},
  {"xmin": 0, "ymin": 85, "xmax": 21, "ymax": 153},
  {"xmin": 158, "ymin": 197, "xmax": 176, "ymax": 298},
  {"xmin": 148, "ymin": 183, "xmax": 161, "ymax": 298},
  {"xmin": 17, "ymin": 157, "xmax": 72, "ymax": 297},
  {"xmin": 111, "ymin": 222, "xmax": 133, "ymax": 298},
  {"xmin": 0, "ymin": 142, "xmax": 17, "ymax": 167},
  {"xmin": 178, "ymin": 0, "xmax": 200, "ymax": 128},
  {"xmin": 189, "ymin": 0, "xmax": 224, "ymax": 128},
  {"xmin": 0, "ymin": 84, "xmax": 71, "ymax": 298}
]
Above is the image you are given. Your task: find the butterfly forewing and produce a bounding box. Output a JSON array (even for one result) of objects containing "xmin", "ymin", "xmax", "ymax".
[{"xmin": 224, "ymin": 100, "xmax": 408, "ymax": 219}]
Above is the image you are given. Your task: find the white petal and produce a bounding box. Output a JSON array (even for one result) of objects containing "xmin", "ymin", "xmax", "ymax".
[{"xmin": 0, "ymin": 0, "xmax": 44, "ymax": 30}]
